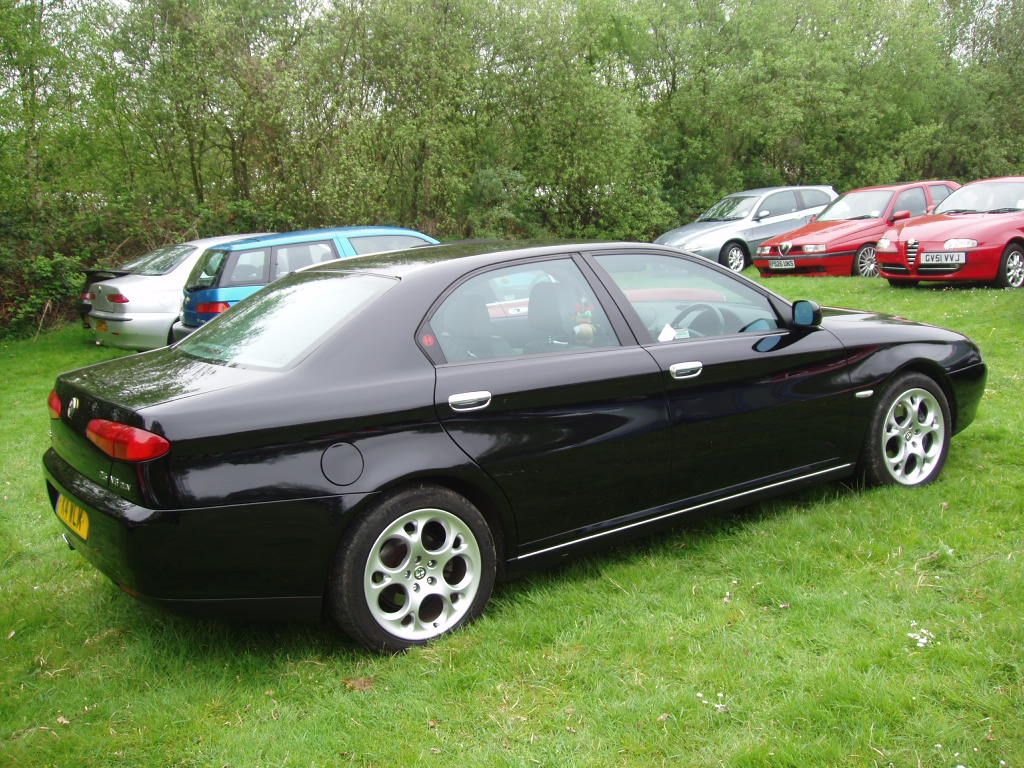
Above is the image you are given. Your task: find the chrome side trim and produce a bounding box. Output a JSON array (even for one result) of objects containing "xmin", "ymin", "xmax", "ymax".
[
  {"xmin": 513, "ymin": 463, "xmax": 854, "ymax": 561},
  {"xmin": 855, "ymin": 390, "xmax": 875, "ymax": 399}
]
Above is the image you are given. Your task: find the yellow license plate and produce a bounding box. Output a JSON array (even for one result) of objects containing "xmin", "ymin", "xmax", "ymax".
[
  {"xmin": 56, "ymin": 495, "xmax": 90, "ymax": 540},
  {"xmin": 95, "ymin": 320, "xmax": 108, "ymax": 333}
]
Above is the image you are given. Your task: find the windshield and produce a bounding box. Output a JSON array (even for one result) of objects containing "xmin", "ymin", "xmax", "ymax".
[
  {"xmin": 817, "ymin": 190, "xmax": 894, "ymax": 222},
  {"xmin": 699, "ymin": 195, "xmax": 757, "ymax": 222},
  {"xmin": 118, "ymin": 244, "xmax": 196, "ymax": 276},
  {"xmin": 935, "ymin": 181, "xmax": 1024, "ymax": 214},
  {"xmin": 178, "ymin": 271, "xmax": 397, "ymax": 369}
]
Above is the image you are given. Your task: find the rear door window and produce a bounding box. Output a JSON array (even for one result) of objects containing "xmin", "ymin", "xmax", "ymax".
[
  {"xmin": 222, "ymin": 248, "xmax": 270, "ymax": 287},
  {"xmin": 798, "ymin": 189, "xmax": 832, "ymax": 209},
  {"xmin": 429, "ymin": 259, "xmax": 619, "ymax": 363},
  {"xmin": 272, "ymin": 241, "xmax": 337, "ymax": 279}
]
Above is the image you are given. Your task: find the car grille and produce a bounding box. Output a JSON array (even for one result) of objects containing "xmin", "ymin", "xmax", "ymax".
[
  {"xmin": 880, "ymin": 263, "xmax": 910, "ymax": 274},
  {"xmin": 905, "ymin": 239, "xmax": 919, "ymax": 265}
]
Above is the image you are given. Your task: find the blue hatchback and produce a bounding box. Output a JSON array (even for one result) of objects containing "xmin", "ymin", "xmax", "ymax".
[{"xmin": 171, "ymin": 227, "xmax": 438, "ymax": 341}]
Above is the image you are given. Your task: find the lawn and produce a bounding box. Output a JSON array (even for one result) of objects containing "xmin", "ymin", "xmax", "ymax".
[{"xmin": 1, "ymin": 277, "xmax": 1021, "ymax": 768}]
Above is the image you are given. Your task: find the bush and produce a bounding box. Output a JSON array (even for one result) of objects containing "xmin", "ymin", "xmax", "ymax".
[{"xmin": 0, "ymin": 251, "xmax": 84, "ymax": 339}]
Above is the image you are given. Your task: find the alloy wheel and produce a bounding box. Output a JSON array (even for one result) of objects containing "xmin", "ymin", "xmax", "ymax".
[
  {"xmin": 1006, "ymin": 249, "xmax": 1024, "ymax": 288},
  {"xmin": 363, "ymin": 507, "xmax": 481, "ymax": 641},
  {"xmin": 856, "ymin": 246, "xmax": 879, "ymax": 277},
  {"xmin": 880, "ymin": 387, "xmax": 946, "ymax": 485},
  {"xmin": 725, "ymin": 245, "xmax": 746, "ymax": 272}
]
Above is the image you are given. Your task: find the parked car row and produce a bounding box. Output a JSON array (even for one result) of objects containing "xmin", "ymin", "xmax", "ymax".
[
  {"xmin": 657, "ymin": 175, "xmax": 1024, "ymax": 289},
  {"xmin": 84, "ymin": 227, "xmax": 438, "ymax": 351}
]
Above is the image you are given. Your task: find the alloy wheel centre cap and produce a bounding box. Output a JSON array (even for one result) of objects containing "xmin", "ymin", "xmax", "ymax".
[{"xmin": 414, "ymin": 566, "xmax": 427, "ymax": 580}]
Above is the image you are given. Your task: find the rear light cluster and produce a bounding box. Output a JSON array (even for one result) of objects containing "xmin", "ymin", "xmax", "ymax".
[
  {"xmin": 86, "ymin": 419, "xmax": 170, "ymax": 462},
  {"xmin": 196, "ymin": 302, "xmax": 230, "ymax": 314},
  {"xmin": 107, "ymin": 293, "xmax": 130, "ymax": 304},
  {"xmin": 48, "ymin": 390, "xmax": 62, "ymax": 419}
]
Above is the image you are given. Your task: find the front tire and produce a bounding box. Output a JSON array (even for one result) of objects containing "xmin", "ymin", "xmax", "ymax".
[
  {"xmin": 328, "ymin": 485, "xmax": 496, "ymax": 653},
  {"xmin": 860, "ymin": 373, "xmax": 951, "ymax": 487},
  {"xmin": 995, "ymin": 242, "xmax": 1024, "ymax": 288},
  {"xmin": 719, "ymin": 242, "xmax": 748, "ymax": 273},
  {"xmin": 854, "ymin": 244, "xmax": 879, "ymax": 277}
]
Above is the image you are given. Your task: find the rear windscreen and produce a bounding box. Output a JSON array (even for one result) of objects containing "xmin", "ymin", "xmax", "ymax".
[
  {"xmin": 120, "ymin": 244, "xmax": 196, "ymax": 276},
  {"xmin": 177, "ymin": 271, "xmax": 397, "ymax": 369}
]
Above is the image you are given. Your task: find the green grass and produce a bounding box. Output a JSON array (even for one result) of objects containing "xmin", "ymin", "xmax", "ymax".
[{"xmin": 1, "ymin": 278, "xmax": 1022, "ymax": 767}]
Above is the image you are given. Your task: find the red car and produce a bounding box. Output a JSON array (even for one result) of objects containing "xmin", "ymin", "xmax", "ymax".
[
  {"xmin": 754, "ymin": 181, "xmax": 959, "ymax": 278},
  {"xmin": 877, "ymin": 176, "xmax": 1024, "ymax": 288}
]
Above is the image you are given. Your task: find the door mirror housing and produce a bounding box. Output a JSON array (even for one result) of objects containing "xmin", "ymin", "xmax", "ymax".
[
  {"xmin": 808, "ymin": 214, "xmax": 817, "ymax": 223},
  {"xmin": 791, "ymin": 300, "xmax": 822, "ymax": 328},
  {"xmin": 756, "ymin": 209, "xmax": 771, "ymax": 221},
  {"xmin": 926, "ymin": 204, "xmax": 935, "ymax": 215},
  {"xmin": 889, "ymin": 209, "xmax": 911, "ymax": 224}
]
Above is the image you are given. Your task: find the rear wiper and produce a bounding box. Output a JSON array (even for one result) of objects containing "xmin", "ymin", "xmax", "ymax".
[
  {"xmin": 983, "ymin": 207, "xmax": 1022, "ymax": 214},
  {"xmin": 938, "ymin": 208, "xmax": 979, "ymax": 214}
]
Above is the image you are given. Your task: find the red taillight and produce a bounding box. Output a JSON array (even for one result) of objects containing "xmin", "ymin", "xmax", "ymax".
[
  {"xmin": 196, "ymin": 302, "xmax": 231, "ymax": 314},
  {"xmin": 86, "ymin": 419, "xmax": 170, "ymax": 462},
  {"xmin": 107, "ymin": 293, "xmax": 129, "ymax": 304},
  {"xmin": 48, "ymin": 390, "xmax": 62, "ymax": 419}
]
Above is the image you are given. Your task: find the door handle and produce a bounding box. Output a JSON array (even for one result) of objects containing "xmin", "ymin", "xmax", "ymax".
[
  {"xmin": 448, "ymin": 391, "xmax": 492, "ymax": 412},
  {"xmin": 669, "ymin": 361, "xmax": 703, "ymax": 380}
]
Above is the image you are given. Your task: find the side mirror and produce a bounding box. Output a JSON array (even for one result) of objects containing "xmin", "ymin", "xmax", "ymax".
[
  {"xmin": 792, "ymin": 300, "xmax": 822, "ymax": 328},
  {"xmin": 926, "ymin": 204, "xmax": 935, "ymax": 214},
  {"xmin": 809, "ymin": 214, "xmax": 817, "ymax": 223},
  {"xmin": 756, "ymin": 209, "xmax": 771, "ymax": 220},
  {"xmin": 889, "ymin": 209, "xmax": 911, "ymax": 224}
]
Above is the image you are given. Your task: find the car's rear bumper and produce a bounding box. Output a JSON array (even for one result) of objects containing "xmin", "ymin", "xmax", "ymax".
[
  {"xmin": 170, "ymin": 320, "xmax": 199, "ymax": 342},
  {"xmin": 43, "ymin": 448, "xmax": 342, "ymax": 621},
  {"xmin": 90, "ymin": 310, "xmax": 178, "ymax": 350}
]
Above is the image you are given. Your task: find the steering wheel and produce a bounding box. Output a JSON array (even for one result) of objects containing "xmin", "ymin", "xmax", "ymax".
[{"xmin": 669, "ymin": 303, "xmax": 726, "ymax": 338}]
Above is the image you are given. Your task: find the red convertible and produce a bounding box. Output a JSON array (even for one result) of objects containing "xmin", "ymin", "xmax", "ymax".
[
  {"xmin": 877, "ymin": 176, "xmax": 1024, "ymax": 288},
  {"xmin": 755, "ymin": 181, "xmax": 959, "ymax": 278}
]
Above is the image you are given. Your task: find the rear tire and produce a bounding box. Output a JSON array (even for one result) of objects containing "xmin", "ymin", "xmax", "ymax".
[
  {"xmin": 994, "ymin": 242, "xmax": 1024, "ymax": 288},
  {"xmin": 860, "ymin": 372, "xmax": 950, "ymax": 487},
  {"xmin": 328, "ymin": 485, "xmax": 496, "ymax": 653}
]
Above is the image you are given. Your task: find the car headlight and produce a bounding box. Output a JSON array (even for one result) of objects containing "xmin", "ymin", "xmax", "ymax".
[
  {"xmin": 757, "ymin": 245, "xmax": 771, "ymax": 255},
  {"xmin": 943, "ymin": 238, "xmax": 977, "ymax": 249},
  {"xmin": 877, "ymin": 238, "xmax": 895, "ymax": 252},
  {"xmin": 801, "ymin": 244, "xmax": 827, "ymax": 253}
]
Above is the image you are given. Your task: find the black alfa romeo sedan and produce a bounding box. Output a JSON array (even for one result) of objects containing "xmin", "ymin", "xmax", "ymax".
[{"xmin": 44, "ymin": 242, "xmax": 987, "ymax": 651}]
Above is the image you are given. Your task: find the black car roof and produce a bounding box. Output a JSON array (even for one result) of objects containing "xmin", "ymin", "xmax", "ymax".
[{"xmin": 303, "ymin": 240, "xmax": 682, "ymax": 281}]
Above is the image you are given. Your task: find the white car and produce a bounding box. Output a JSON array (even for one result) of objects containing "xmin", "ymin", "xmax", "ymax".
[{"xmin": 88, "ymin": 234, "xmax": 268, "ymax": 351}]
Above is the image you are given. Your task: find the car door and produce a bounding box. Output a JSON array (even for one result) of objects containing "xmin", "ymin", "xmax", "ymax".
[
  {"xmin": 744, "ymin": 190, "xmax": 812, "ymax": 248},
  {"xmin": 427, "ymin": 254, "xmax": 673, "ymax": 552},
  {"xmin": 587, "ymin": 249, "xmax": 854, "ymax": 503}
]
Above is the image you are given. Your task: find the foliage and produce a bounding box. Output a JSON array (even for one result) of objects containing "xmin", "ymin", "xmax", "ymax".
[{"xmin": 1, "ymin": 0, "xmax": 1022, "ymax": 336}]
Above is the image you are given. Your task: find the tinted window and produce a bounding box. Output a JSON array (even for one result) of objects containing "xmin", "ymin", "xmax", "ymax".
[
  {"xmin": 594, "ymin": 252, "xmax": 779, "ymax": 342},
  {"xmin": 430, "ymin": 259, "xmax": 619, "ymax": 363},
  {"xmin": 760, "ymin": 191, "xmax": 799, "ymax": 217},
  {"xmin": 894, "ymin": 187, "xmax": 928, "ymax": 217},
  {"xmin": 799, "ymin": 189, "xmax": 831, "ymax": 208},
  {"xmin": 929, "ymin": 185, "xmax": 952, "ymax": 204},
  {"xmin": 222, "ymin": 248, "xmax": 270, "ymax": 287},
  {"xmin": 273, "ymin": 241, "xmax": 337, "ymax": 278},
  {"xmin": 120, "ymin": 244, "xmax": 196, "ymax": 276},
  {"xmin": 178, "ymin": 272, "xmax": 396, "ymax": 369},
  {"xmin": 350, "ymin": 234, "xmax": 432, "ymax": 255}
]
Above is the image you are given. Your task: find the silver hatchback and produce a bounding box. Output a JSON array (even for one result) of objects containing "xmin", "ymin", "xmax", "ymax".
[{"xmin": 655, "ymin": 185, "xmax": 837, "ymax": 272}]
